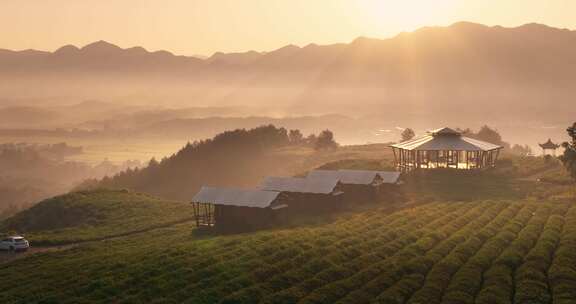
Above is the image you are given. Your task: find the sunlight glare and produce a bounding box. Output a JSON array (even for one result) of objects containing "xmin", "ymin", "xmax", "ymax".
[{"xmin": 353, "ymin": 0, "xmax": 462, "ymax": 33}]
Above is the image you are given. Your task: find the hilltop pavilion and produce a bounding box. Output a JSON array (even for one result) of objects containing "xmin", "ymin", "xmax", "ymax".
[
  {"xmin": 539, "ymin": 139, "xmax": 560, "ymax": 157},
  {"xmin": 390, "ymin": 127, "xmax": 503, "ymax": 172}
]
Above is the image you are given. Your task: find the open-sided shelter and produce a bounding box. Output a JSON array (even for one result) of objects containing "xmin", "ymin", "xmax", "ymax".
[
  {"xmin": 191, "ymin": 186, "xmax": 288, "ymax": 230},
  {"xmin": 260, "ymin": 176, "xmax": 343, "ymax": 212},
  {"xmin": 307, "ymin": 169, "xmax": 401, "ymax": 203},
  {"xmin": 390, "ymin": 127, "xmax": 502, "ymax": 172}
]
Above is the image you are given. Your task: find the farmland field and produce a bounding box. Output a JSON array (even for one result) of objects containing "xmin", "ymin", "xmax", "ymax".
[{"xmin": 1, "ymin": 199, "xmax": 575, "ymax": 303}]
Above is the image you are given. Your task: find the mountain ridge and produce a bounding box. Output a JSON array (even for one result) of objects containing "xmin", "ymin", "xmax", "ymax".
[
  {"xmin": 1, "ymin": 21, "xmax": 572, "ymax": 66},
  {"xmin": 1, "ymin": 21, "xmax": 575, "ymax": 120}
]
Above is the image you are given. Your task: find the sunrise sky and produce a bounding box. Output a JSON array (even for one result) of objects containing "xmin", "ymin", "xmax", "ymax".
[{"xmin": 2, "ymin": 0, "xmax": 575, "ymax": 56}]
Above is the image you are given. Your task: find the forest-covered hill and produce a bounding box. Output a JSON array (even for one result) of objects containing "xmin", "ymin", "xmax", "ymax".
[{"xmin": 79, "ymin": 125, "xmax": 354, "ymax": 201}]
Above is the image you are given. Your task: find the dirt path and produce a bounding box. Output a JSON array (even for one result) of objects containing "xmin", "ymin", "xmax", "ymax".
[{"xmin": 0, "ymin": 244, "xmax": 77, "ymax": 264}]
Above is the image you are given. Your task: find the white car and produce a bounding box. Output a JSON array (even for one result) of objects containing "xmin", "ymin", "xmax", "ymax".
[{"xmin": 0, "ymin": 236, "xmax": 30, "ymax": 252}]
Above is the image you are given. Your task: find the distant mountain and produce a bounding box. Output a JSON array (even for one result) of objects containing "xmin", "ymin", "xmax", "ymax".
[
  {"xmin": 0, "ymin": 40, "xmax": 204, "ymax": 75},
  {"xmin": 0, "ymin": 106, "xmax": 59, "ymax": 127},
  {"xmin": 1, "ymin": 22, "xmax": 575, "ymax": 123}
]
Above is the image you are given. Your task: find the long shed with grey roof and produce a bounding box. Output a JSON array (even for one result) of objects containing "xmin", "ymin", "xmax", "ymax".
[
  {"xmin": 261, "ymin": 176, "xmax": 341, "ymax": 194},
  {"xmin": 390, "ymin": 127, "xmax": 502, "ymax": 172},
  {"xmin": 308, "ymin": 170, "xmax": 401, "ymax": 185},
  {"xmin": 260, "ymin": 176, "xmax": 344, "ymax": 212},
  {"xmin": 191, "ymin": 186, "xmax": 289, "ymax": 230},
  {"xmin": 307, "ymin": 169, "xmax": 402, "ymax": 203}
]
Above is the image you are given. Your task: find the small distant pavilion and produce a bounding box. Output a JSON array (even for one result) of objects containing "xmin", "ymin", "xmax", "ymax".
[
  {"xmin": 390, "ymin": 127, "xmax": 503, "ymax": 172},
  {"xmin": 539, "ymin": 139, "xmax": 560, "ymax": 156}
]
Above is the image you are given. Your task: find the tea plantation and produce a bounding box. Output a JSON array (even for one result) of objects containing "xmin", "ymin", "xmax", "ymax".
[{"xmin": 1, "ymin": 199, "xmax": 575, "ymax": 304}]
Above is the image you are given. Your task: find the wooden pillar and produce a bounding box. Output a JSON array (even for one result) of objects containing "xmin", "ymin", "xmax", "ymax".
[
  {"xmin": 455, "ymin": 150, "xmax": 459, "ymax": 169},
  {"xmin": 403, "ymin": 149, "xmax": 407, "ymax": 172},
  {"xmin": 193, "ymin": 202, "xmax": 197, "ymax": 227},
  {"xmin": 403, "ymin": 149, "xmax": 407, "ymax": 171},
  {"xmin": 392, "ymin": 147, "xmax": 397, "ymax": 169},
  {"xmin": 401, "ymin": 149, "xmax": 404, "ymax": 172},
  {"xmin": 476, "ymin": 151, "xmax": 480, "ymax": 168},
  {"xmin": 398, "ymin": 149, "xmax": 402, "ymax": 171},
  {"xmin": 403, "ymin": 149, "xmax": 406, "ymax": 171},
  {"xmin": 478, "ymin": 152, "xmax": 483, "ymax": 169}
]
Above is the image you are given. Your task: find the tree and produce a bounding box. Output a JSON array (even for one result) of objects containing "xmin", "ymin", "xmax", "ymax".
[
  {"xmin": 475, "ymin": 125, "xmax": 503, "ymax": 145},
  {"xmin": 560, "ymin": 122, "xmax": 576, "ymax": 182},
  {"xmin": 511, "ymin": 144, "xmax": 533, "ymax": 156},
  {"xmin": 401, "ymin": 128, "xmax": 415, "ymax": 142},
  {"xmin": 289, "ymin": 129, "xmax": 304, "ymax": 145},
  {"xmin": 305, "ymin": 134, "xmax": 317, "ymax": 146},
  {"xmin": 315, "ymin": 130, "xmax": 338, "ymax": 151}
]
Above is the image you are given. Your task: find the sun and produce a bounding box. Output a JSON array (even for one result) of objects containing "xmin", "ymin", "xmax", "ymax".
[{"xmin": 352, "ymin": 0, "xmax": 461, "ymax": 33}]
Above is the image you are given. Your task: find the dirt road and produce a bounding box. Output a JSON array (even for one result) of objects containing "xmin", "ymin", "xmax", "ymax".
[{"xmin": 0, "ymin": 244, "xmax": 76, "ymax": 264}]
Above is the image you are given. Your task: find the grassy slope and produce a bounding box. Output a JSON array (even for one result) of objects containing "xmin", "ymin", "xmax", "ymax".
[
  {"xmin": 1, "ymin": 200, "xmax": 575, "ymax": 304},
  {"xmin": 0, "ymin": 189, "xmax": 193, "ymax": 245}
]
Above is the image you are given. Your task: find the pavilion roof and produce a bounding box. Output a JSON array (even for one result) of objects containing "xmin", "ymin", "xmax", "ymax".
[
  {"xmin": 539, "ymin": 139, "xmax": 560, "ymax": 149},
  {"xmin": 192, "ymin": 186, "xmax": 280, "ymax": 208},
  {"xmin": 391, "ymin": 127, "xmax": 502, "ymax": 151},
  {"xmin": 260, "ymin": 176, "xmax": 339, "ymax": 194}
]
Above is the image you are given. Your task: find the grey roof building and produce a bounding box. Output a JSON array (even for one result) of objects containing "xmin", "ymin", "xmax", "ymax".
[
  {"xmin": 192, "ymin": 186, "xmax": 285, "ymax": 209},
  {"xmin": 260, "ymin": 176, "xmax": 341, "ymax": 194},
  {"xmin": 191, "ymin": 186, "xmax": 288, "ymax": 228}
]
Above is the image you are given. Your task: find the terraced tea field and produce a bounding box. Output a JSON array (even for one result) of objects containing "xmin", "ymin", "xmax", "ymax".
[{"xmin": 1, "ymin": 200, "xmax": 575, "ymax": 304}]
